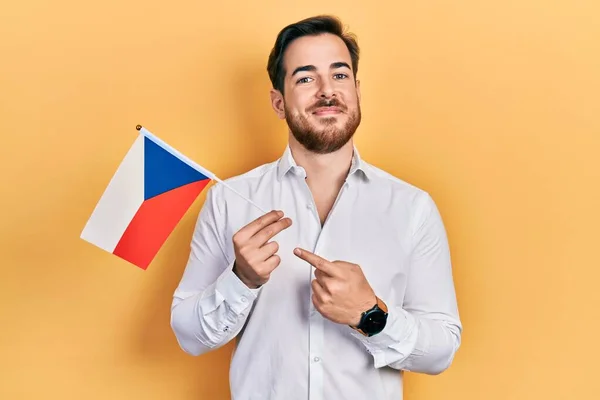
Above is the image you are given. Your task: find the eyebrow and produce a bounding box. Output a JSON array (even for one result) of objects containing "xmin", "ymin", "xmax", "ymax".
[{"xmin": 291, "ymin": 61, "xmax": 351, "ymax": 77}]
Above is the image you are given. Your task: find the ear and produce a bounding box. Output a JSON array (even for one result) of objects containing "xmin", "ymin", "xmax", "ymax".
[
  {"xmin": 356, "ymin": 79, "xmax": 361, "ymax": 103},
  {"xmin": 270, "ymin": 89, "xmax": 286, "ymax": 119}
]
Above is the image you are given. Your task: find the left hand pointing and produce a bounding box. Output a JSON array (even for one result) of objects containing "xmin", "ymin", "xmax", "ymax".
[{"xmin": 293, "ymin": 247, "xmax": 377, "ymax": 327}]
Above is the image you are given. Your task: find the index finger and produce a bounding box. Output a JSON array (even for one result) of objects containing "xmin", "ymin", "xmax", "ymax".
[{"xmin": 293, "ymin": 248, "xmax": 337, "ymax": 276}]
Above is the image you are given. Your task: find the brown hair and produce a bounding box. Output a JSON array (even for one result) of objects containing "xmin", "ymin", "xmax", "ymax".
[{"xmin": 266, "ymin": 15, "xmax": 360, "ymax": 94}]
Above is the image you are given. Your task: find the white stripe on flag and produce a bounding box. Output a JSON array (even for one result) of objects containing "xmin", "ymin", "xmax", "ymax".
[{"xmin": 81, "ymin": 134, "xmax": 145, "ymax": 253}]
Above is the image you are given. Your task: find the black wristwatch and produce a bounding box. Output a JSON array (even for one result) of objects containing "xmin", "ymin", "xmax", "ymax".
[{"xmin": 352, "ymin": 297, "xmax": 388, "ymax": 337}]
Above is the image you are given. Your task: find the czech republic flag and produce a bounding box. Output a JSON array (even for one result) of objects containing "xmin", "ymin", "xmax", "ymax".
[{"xmin": 80, "ymin": 126, "xmax": 214, "ymax": 270}]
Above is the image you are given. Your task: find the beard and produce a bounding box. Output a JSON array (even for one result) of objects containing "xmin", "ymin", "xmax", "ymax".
[{"xmin": 284, "ymin": 97, "xmax": 361, "ymax": 154}]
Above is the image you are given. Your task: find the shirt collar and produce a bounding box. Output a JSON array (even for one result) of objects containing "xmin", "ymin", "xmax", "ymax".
[{"xmin": 276, "ymin": 144, "xmax": 370, "ymax": 182}]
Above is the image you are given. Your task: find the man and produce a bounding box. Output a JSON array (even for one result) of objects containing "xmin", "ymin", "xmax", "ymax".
[{"xmin": 170, "ymin": 15, "xmax": 462, "ymax": 400}]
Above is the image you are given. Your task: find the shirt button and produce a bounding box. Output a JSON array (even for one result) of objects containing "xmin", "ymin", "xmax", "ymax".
[
  {"xmin": 241, "ymin": 296, "xmax": 247, "ymax": 303},
  {"xmin": 307, "ymin": 203, "xmax": 313, "ymax": 209},
  {"xmin": 313, "ymin": 356, "xmax": 320, "ymax": 363}
]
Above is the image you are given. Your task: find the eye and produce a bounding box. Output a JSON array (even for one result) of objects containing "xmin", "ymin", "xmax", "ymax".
[
  {"xmin": 334, "ymin": 73, "xmax": 348, "ymax": 80},
  {"xmin": 296, "ymin": 77, "xmax": 313, "ymax": 84}
]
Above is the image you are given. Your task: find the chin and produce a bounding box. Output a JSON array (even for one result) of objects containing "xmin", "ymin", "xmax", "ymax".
[{"xmin": 313, "ymin": 115, "xmax": 345, "ymax": 126}]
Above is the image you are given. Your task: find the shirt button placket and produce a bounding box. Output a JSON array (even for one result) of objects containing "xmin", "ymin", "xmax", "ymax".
[
  {"xmin": 300, "ymin": 174, "xmax": 325, "ymax": 399},
  {"xmin": 309, "ymin": 238, "xmax": 325, "ymax": 399}
]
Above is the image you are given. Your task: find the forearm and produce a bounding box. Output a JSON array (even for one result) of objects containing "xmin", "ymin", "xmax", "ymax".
[
  {"xmin": 351, "ymin": 305, "xmax": 462, "ymax": 374},
  {"xmin": 357, "ymin": 190, "xmax": 463, "ymax": 374},
  {"xmin": 170, "ymin": 263, "xmax": 259, "ymax": 356}
]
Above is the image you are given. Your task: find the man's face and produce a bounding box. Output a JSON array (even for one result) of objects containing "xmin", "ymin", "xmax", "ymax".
[{"xmin": 272, "ymin": 33, "xmax": 361, "ymax": 154}]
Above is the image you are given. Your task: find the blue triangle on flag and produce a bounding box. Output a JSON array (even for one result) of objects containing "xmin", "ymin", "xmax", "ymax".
[{"xmin": 143, "ymin": 136, "xmax": 210, "ymax": 200}]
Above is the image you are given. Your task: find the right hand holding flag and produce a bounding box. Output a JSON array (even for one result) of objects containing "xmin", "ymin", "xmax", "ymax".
[{"xmin": 232, "ymin": 210, "xmax": 292, "ymax": 289}]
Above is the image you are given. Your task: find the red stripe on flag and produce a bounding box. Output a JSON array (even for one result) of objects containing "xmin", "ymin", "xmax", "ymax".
[{"xmin": 113, "ymin": 179, "xmax": 211, "ymax": 269}]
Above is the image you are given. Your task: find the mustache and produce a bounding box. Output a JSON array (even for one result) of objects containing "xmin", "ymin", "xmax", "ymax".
[{"xmin": 307, "ymin": 98, "xmax": 347, "ymax": 112}]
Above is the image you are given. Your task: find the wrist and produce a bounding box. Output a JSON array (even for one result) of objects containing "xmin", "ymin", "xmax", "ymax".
[
  {"xmin": 232, "ymin": 261, "xmax": 261, "ymax": 289},
  {"xmin": 351, "ymin": 296, "xmax": 388, "ymax": 337},
  {"xmin": 351, "ymin": 294, "xmax": 377, "ymax": 327}
]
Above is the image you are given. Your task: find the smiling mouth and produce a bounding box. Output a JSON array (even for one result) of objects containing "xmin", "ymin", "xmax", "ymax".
[{"xmin": 312, "ymin": 107, "xmax": 343, "ymax": 115}]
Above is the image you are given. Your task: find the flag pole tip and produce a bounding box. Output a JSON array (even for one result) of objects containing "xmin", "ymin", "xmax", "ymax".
[{"xmin": 135, "ymin": 124, "xmax": 142, "ymax": 131}]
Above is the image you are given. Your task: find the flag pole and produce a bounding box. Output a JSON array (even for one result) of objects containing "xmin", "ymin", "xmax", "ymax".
[
  {"xmin": 211, "ymin": 176, "xmax": 268, "ymax": 214},
  {"xmin": 136, "ymin": 125, "xmax": 268, "ymax": 215}
]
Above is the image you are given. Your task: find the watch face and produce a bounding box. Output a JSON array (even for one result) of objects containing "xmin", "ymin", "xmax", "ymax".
[{"xmin": 363, "ymin": 311, "xmax": 387, "ymax": 334}]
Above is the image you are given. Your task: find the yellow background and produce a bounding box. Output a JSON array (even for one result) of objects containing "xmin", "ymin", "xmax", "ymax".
[{"xmin": 1, "ymin": 0, "xmax": 599, "ymax": 399}]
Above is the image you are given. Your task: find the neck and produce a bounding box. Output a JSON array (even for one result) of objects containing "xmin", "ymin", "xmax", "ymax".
[{"xmin": 288, "ymin": 133, "xmax": 354, "ymax": 187}]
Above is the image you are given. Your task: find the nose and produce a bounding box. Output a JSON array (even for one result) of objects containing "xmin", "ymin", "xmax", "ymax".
[{"xmin": 317, "ymin": 78, "xmax": 336, "ymax": 98}]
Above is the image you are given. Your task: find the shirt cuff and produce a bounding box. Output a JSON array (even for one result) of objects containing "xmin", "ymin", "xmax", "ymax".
[{"xmin": 214, "ymin": 261, "xmax": 261, "ymax": 315}]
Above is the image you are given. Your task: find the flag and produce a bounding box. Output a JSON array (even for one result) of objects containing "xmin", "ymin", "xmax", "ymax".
[{"xmin": 80, "ymin": 126, "xmax": 214, "ymax": 270}]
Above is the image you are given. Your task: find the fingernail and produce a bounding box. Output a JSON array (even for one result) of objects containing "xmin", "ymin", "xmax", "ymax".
[{"xmin": 294, "ymin": 248, "xmax": 301, "ymax": 256}]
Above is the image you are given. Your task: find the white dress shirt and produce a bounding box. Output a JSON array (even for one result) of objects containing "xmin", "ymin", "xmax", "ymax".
[{"xmin": 170, "ymin": 145, "xmax": 462, "ymax": 400}]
